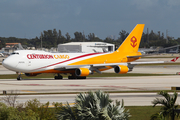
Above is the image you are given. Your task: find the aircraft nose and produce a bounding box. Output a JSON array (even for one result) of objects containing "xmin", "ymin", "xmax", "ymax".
[{"xmin": 2, "ymin": 58, "xmax": 17, "ymax": 70}]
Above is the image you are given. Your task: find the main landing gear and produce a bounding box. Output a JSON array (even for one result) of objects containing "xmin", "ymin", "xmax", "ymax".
[
  {"xmin": 68, "ymin": 74, "xmax": 86, "ymax": 79},
  {"xmin": 54, "ymin": 74, "xmax": 63, "ymax": 79},
  {"xmin": 54, "ymin": 73, "xmax": 86, "ymax": 80},
  {"xmin": 54, "ymin": 74, "xmax": 86, "ymax": 79}
]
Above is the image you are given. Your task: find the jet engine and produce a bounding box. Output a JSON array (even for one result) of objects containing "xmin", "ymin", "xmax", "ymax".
[
  {"xmin": 25, "ymin": 73, "xmax": 40, "ymax": 76},
  {"xmin": 75, "ymin": 68, "xmax": 91, "ymax": 77},
  {"xmin": 114, "ymin": 65, "xmax": 129, "ymax": 74}
]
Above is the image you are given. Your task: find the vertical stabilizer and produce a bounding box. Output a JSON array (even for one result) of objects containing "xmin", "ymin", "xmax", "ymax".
[{"xmin": 116, "ymin": 24, "xmax": 145, "ymax": 53}]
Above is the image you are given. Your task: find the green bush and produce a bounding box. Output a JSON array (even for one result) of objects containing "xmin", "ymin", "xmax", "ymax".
[{"xmin": 0, "ymin": 99, "xmax": 57, "ymax": 120}]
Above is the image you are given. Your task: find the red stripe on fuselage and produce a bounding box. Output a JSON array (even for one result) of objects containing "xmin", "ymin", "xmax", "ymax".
[{"xmin": 33, "ymin": 52, "xmax": 103, "ymax": 71}]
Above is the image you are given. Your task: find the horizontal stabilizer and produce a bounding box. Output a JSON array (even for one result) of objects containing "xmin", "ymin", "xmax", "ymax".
[
  {"xmin": 127, "ymin": 53, "xmax": 161, "ymax": 58},
  {"xmin": 130, "ymin": 61, "xmax": 165, "ymax": 65},
  {"xmin": 127, "ymin": 55, "xmax": 142, "ymax": 58},
  {"xmin": 130, "ymin": 57, "xmax": 179, "ymax": 65},
  {"xmin": 171, "ymin": 57, "xmax": 179, "ymax": 62}
]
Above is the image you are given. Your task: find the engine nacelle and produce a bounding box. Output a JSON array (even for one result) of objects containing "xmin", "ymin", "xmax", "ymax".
[
  {"xmin": 75, "ymin": 68, "xmax": 91, "ymax": 77},
  {"xmin": 25, "ymin": 73, "xmax": 40, "ymax": 76},
  {"xmin": 114, "ymin": 65, "xmax": 129, "ymax": 74}
]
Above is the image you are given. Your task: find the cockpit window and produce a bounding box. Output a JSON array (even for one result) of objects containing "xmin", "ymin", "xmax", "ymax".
[{"xmin": 11, "ymin": 52, "xmax": 19, "ymax": 55}]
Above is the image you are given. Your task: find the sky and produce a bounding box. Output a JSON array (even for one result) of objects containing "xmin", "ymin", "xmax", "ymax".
[{"xmin": 0, "ymin": 0, "xmax": 180, "ymax": 40}]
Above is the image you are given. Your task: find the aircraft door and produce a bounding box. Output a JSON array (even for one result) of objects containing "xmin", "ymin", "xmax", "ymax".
[
  {"xmin": 28, "ymin": 61, "xmax": 31, "ymax": 66},
  {"xmin": 16, "ymin": 60, "xmax": 26, "ymax": 71}
]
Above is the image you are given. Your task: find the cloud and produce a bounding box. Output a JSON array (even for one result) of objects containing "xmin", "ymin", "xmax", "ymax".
[
  {"xmin": 130, "ymin": 0, "xmax": 158, "ymax": 10},
  {"xmin": 15, "ymin": 0, "xmax": 43, "ymax": 7},
  {"xmin": 167, "ymin": 0, "xmax": 180, "ymax": 6},
  {"xmin": 0, "ymin": 0, "xmax": 180, "ymax": 39},
  {"xmin": 75, "ymin": 7, "xmax": 82, "ymax": 16}
]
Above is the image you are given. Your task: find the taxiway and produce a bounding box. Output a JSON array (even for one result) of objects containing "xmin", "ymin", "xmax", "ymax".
[{"xmin": 0, "ymin": 76, "xmax": 180, "ymax": 106}]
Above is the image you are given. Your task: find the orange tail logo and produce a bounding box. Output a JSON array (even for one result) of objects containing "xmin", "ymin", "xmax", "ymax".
[{"xmin": 131, "ymin": 36, "xmax": 137, "ymax": 48}]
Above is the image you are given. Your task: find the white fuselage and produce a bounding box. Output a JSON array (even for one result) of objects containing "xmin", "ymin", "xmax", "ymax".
[{"xmin": 2, "ymin": 50, "xmax": 106, "ymax": 73}]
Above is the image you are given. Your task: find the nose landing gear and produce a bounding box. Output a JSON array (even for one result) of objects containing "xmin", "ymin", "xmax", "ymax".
[{"xmin": 16, "ymin": 72, "xmax": 22, "ymax": 80}]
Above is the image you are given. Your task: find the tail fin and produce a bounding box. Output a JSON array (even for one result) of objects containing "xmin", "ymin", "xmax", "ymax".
[{"xmin": 116, "ymin": 24, "xmax": 145, "ymax": 53}]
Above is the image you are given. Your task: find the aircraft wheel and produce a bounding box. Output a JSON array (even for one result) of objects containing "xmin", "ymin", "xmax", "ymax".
[
  {"xmin": 77, "ymin": 76, "xmax": 86, "ymax": 79},
  {"xmin": 68, "ymin": 76, "xmax": 76, "ymax": 79},
  {"xmin": 17, "ymin": 77, "xmax": 22, "ymax": 80},
  {"xmin": 68, "ymin": 76, "xmax": 86, "ymax": 79},
  {"xmin": 17, "ymin": 73, "xmax": 22, "ymax": 81},
  {"xmin": 54, "ymin": 76, "xmax": 63, "ymax": 79}
]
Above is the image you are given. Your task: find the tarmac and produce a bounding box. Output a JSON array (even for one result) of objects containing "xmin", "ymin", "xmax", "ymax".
[{"xmin": 0, "ymin": 75, "xmax": 180, "ymax": 93}]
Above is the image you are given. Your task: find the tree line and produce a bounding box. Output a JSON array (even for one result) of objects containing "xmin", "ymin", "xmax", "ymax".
[{"xmin": 0, "ymin": 28, "xmax": 180, "ymax": 49}]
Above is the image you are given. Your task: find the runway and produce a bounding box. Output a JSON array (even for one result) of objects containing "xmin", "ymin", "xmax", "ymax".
[{"xmin": 0, "ymin": 76, "xmax": 180, "ymax": 92}]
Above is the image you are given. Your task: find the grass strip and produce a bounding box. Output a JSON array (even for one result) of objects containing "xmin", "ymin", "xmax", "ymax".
[
  {"xmin": 0, "ymin": 73, "xmax": 173, "ymax": 79},
  {"xmin": 126, "ymin": 106, "xmax": 161, "ymax": 120}
]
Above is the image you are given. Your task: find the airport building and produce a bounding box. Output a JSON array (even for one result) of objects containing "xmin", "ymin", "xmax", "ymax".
[
  {"xmin": 1, "ymin": 43, "xmax": 23, "ymax": 55},
  {"xmin": 158, "ymin": 45, "xmax": 179, "ymax": 53},
  {"xmin": 139, "ymin": 45, "xmax": 180, "ymax": 54},
  {"xmin": 58, "ymin": 42, "xmax": 115, "ymax": 53}
]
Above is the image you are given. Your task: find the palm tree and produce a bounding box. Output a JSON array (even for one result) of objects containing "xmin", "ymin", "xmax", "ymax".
[
  {"xmin": 107, "ymin": 100, "xmax": 130, "ymax": 120},
  {"xmin": 150, "ymin": 113, "xmax": 165, "ymax": 120},
  {"xmin": 75, "ymin": 91, "xmax": 111, "ymax": 120},
  {"xmin": 56, "ymin": 102, "xmax": 77, "ymax": 120},
  {"xmin": 56, "ymin": 90, "xmax": 130, "ymax": 120},
  {"xmin": 151, "ymin": 91, "xmax": 179, "ymax": 120},
  {"xmin": 75, "ymin": 90, "xmax": 130, "ymax": 120}
]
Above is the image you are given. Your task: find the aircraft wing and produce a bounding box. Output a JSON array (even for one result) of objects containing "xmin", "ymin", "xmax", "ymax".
[
  {"xmin": 54, "ymin": 63, "xmax": 126, "ymax": 74},
  {"xmin": 54, "ymin": 57, "xmax": 179, "ymax": 72},
  {"xmin": 54, "ymin": 63, "xmax": 120, "ymax": 71},
  {"xmin": 54, "ymin": 65, "xmax": 91, "ymax": 70}
]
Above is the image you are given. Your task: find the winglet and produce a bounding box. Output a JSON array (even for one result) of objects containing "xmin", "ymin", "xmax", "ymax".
[{"xmin": 171, "ymin": 57, "xmax": 179, "ymax": 62}]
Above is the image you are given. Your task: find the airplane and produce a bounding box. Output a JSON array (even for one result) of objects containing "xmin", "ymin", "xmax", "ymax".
[
  {"xmin": 2, "ymin": 24, "xmax": 179, "ymax": 80},
  {"xmin": 0, "ymin": 52, "xmax": 4, "ymax": 57}
]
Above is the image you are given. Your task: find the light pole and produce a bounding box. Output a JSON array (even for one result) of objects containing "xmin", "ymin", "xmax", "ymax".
[{"xmin": 41, "ymin": 32, "xmax": 42, "ymax": 50}]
